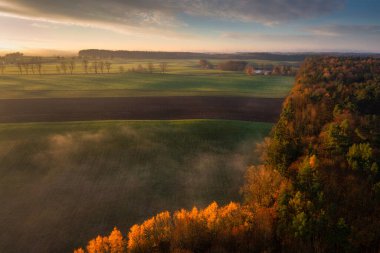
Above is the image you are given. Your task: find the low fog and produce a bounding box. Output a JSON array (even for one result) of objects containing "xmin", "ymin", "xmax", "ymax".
[{"xmin": 0, "ymin": 121, "xmax": 270, "ymax": 253}]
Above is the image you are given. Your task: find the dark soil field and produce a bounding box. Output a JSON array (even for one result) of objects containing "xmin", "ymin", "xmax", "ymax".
[{"xmin": 0, "ymin": 96, "xmax": 283, "ymax": 123}]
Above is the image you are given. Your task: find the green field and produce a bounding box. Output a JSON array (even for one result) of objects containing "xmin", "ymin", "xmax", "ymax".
[
  {"xmin": 0, "ymin": 119, "xmax": 272, "ymax": 253},
  {"xmin": 0, "ymin": 58, "xmax": 294, "ymax": 99},
  {"xmin": 0, "ymin": 73, "xmax": 293, "ymax": 98}
]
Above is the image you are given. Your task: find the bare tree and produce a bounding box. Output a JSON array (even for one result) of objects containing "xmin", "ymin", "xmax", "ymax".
[
  {"xmin": 92, "ymin": 61, "xmax": 98, "ymax": 74},
  {"xmin": 99, "ymin": 61, "xmax": 104, "ymax": 74},
  {"xmin": 105, "ymin": 61, "xmax": 112, "ymax": 73},
  {"xmin": 60, "ymin": 61, "xmax": 67, "ymax": 74},
  {"xmin": 159, "ymin": 62, "xmax": 168, "ymax": 73},
  {"xmin": 17, "ymin": 62, "xmax": 23, "ymax": 75},
  {"xmin": 0, "ymin": 61, "xmax": 6, "ymax": 74},
  {"xmin": 68, "ymin": 60, "xmax": 75, "ymax": 75},
  {"xmin": 31, "ymin": 62, "xmax": 35, "ymax": 75},
  {"xmin": 36, "ymin": 61, "xmax": 42, "ymax": 75},
  {"xmin": 147, "ymin": 62, "xmax": 154, "ymax": 73},
  {"xmin": 23, "ymin": 63, "xmax": 30, "ymax": 75},
  {"xmin": 82, "ymin": 59, "xmax": 89, "ymax": 74}
]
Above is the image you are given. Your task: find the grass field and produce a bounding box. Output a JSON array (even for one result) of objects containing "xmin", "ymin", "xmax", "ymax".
[
  {"xmin": 0, "ymin": 73, "xmax": 293, "ymax": 99},
  {"xmin": 0, "ymin": 119, "xmax": 272, "ymax": 253},
  {"xmin": 0, "ymin": 58, "xmax": 294, "ymax": 99}
]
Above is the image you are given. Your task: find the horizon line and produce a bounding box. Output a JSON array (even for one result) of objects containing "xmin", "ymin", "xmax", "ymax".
[{"xmin": 2, "ymin": 48, "xmax": 380, "ymax": 57}]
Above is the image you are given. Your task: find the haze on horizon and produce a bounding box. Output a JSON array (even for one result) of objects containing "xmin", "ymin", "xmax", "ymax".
[{"xmin": 0, "ymin": 0, "xmax": 380, "ymax": 55}]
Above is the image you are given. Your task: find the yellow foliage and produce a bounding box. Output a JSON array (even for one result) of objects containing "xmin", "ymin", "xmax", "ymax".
[
  {"xmin": 243, "ymin": 165, "xmax": 285, "ymax": 208},
  {"xmin": 128, "ymin": 224, "xmax": 145, "ymax": 252},
  {"xmin": 82, "ymin": 227, "xmax": 126, "ymax": 253},
  {"xmin": 87, "ymin": 235, "xmax": 110, "ymax": 253},
  {"xmin": 74, "ymin": 248, "xmax": 85, "ymax": 253},
  {"xmin": 128, "ymin": 211, "xmax": 172, "ymax": 252},
  {"xmin": 153, "ymin": 211, "xmax": 172, "ymax": 242},
  {"xmin": 201, "ymin": 202, "xmax": 218, "ymax": 230},
  {"xmin": 309, "ymin": 155, "xmax": 318, "ymax": 168},
  {"xmin": 78, "ymin": 202, "xmax": 257, "ymax": 253},
  {"xmin": 108, "ymin": 227, "xmax": 126, "ymax": 253}
]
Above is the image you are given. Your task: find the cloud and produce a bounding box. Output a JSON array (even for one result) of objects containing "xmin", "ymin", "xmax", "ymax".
[
  {"xmin": 0, "ymin": 0, "xmax": 345, "ymax": 34},
  {"xmin": 183, "ymin": 0, "xmax": 345, "ymax": 25},
  {"xmin": 220, "ymin": 31, "xmax": 313, "ymax": 42},
  {"xmin": 309, "ymin": 24, "xmax": 380, "ymax": 37}
]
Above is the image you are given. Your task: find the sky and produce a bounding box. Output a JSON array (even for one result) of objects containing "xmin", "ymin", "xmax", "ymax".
[{"xmin": 0, "ymin": 0, "xmax": 379, "ymax": 54}]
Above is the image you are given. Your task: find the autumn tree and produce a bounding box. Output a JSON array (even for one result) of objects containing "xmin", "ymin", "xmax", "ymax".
[
  {"xmin": 73, "ymin": 248, "xmax": 85, "ymax": 253},
  {"xmin": 68, "ymin": 60, "xmax": 76, "ymax": 74},
  {"xmin": 108, "ymin": 227, "xmax": 127, "ymax": 253},
  {"xmin": 105, "ymin": 61, "xmax": 112, "ymax": 73},
  {"xmin": 346, "ymin": 143, "xmax": 376, "ymax": 173},
  {"xmin": 243, "ymin": 165, "xmax": 286, "ymax": 208},
  {"xmin": 245, "ymin": 64, "xmax": 255, "ymax": 76},
  {"xmin": 75, "ymin": 227, "xmax": 126, "ymax": 253}
]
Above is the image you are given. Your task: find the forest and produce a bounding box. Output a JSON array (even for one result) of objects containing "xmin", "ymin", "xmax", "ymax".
[
  {"xmin": 77, "ymin": 50, "xmax": 311, "ymax": 61},
  {"xmin": 74, "ymin": 57, "xmax": 380, "ymax": 253}
]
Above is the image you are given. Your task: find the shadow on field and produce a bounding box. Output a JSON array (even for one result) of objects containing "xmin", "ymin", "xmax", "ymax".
[{"xmin": 0, "ymin": 96, "xmax": 283, "ymax": 123}]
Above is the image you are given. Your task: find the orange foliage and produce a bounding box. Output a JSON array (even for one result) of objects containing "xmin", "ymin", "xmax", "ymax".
[
  {"xmin": 128, "ymin": 211, "xmax": 171, "ymax": 252},
  {"xmin": 76, "ymin": 202, "xmax": 269, "ymax": 252},
  {"xmin": 309, "ymin": 155, "xmax": 317, "ymax": 168},
  {"xmin": 75, "ymin": 227, "xmax": 126, "ymax": 253},
  {"xmin": 74, "ymin": 248, "xmax": 85, "ymax": 253},
  {"xmin": 108, "ymin": 227, "xmax": 126, "ymax": 253},
  {"xmin": 87, "ymin": 235, "xmax": 110, "ymax": 253}
]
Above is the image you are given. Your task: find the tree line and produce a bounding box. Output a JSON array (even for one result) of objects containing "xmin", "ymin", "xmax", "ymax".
[
  {"xmin": 199, "ymin": 59, "xmax": 298, "ymax": 76},
  {"xmin": 78, "ymin": 49, "xmax": 312, "ymax": 61},
  {"xmin": 0, "ymin": 54, "xmax": 170, "ymax": 75}
]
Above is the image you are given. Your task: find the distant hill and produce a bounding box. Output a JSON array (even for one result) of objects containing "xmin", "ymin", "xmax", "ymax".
[
  {"xmin": 78, "ymin": 49, "xmax": 379, "ymax": 61},
  {"xmin": 78, "ymin": 49, "xmax": 309, "ymax": 61},
  {"xmin": 78, "ymin": 49, "xmax": 380, "ymax": 61}
]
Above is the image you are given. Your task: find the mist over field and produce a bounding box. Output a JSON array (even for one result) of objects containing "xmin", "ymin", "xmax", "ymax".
[{"xmin": 0, "ymin": 120, "xmax": 271, "ymax": 253}]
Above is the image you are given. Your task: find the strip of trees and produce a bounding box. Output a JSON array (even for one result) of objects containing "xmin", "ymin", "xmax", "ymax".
[
  {"xmin": 199, "ymin": 60, "xmax": 298, "ymax": 76},
  {"xmin": 78, "ymin": 49, "xmax": 344, "ymax": 61},
  {"xmin": 15, "ymin": 58, "xmax": 43, "ymax": 75}
]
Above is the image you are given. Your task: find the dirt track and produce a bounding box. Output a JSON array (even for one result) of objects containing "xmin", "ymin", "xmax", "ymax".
[{"xmin": 0, "ymin": 96, "xmax": 283, "ymax": 123}]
